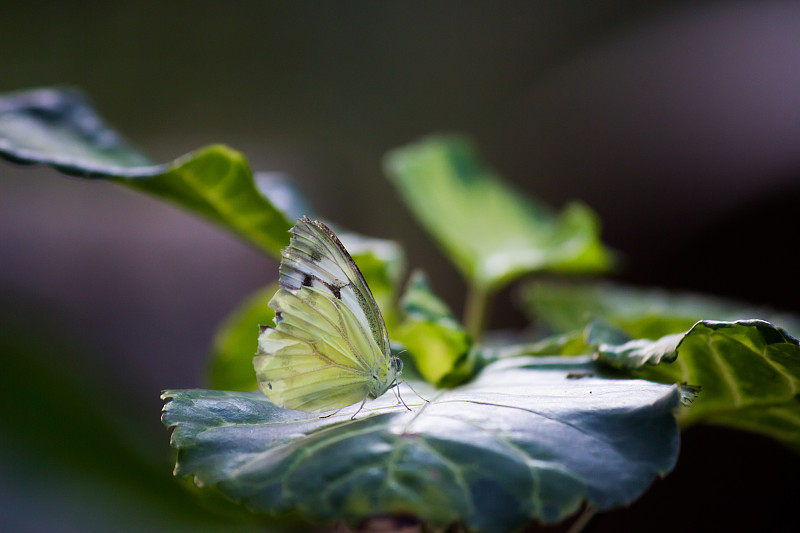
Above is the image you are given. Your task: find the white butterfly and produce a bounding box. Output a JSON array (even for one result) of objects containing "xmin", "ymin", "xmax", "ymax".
[{"xmin": 254, "ymin": 216, "xmax": 404, "ymax": 413}]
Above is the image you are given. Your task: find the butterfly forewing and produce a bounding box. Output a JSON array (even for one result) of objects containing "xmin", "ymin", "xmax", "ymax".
[{"xmin": 279, "ymin": 218, "xmax": 391, "ymax": 360}]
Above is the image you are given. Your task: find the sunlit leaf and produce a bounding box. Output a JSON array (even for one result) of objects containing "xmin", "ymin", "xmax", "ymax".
[
  {"xmin": 163, "ymin": 356, "xmax": 680, "ymax": 532},
  {"xmin": 384, "ymin": 135, "xmax": 613, "ymax": 291},
  {"xmin": 393, "ymin": 271, "xmax": 472, "ymax": 386}
]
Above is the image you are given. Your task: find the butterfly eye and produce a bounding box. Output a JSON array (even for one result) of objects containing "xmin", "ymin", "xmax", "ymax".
[{"xmin": 392, "ymin": 357, "xmax": 404, "ymax": 375}]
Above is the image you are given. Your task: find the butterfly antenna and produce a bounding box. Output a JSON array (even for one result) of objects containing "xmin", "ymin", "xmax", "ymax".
[{"xmin": 400, "ymin": 379, "xmax": 430, "ymax": 404}]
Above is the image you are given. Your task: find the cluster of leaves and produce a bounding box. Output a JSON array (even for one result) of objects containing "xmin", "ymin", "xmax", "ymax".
[{"xmin": 3, "ymin": 87, "xmax": 799, "ymax": 532}]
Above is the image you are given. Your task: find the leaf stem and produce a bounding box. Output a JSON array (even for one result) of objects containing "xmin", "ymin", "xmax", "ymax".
[
  {"xmin": 463, "ymin": 284, "xmax": 491, "ymax": 340},
  {"xmin": 566, "ymin": 507, "xmax": 597, "ymax": 533}
]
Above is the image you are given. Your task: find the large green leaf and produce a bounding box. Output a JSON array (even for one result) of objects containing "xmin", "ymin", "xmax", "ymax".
[
  {"xmin": 522, "ymin": 281, "xmax": 800, "ymax": 339},
  {"xmin": 0, "ymin": 87, "xmax": 292, "ymax": 257},
  {"xmin": 163, "ymin": 356, "xmax": 680, "ymax": 532},
  {"xmin": 383, "ymin": 135, "xmax": 613, "ymax": 291},
  {"xmin": 596, "ymin": 320, "xmax": 800, "ymax": 449},
  {"xmin": 393, "ymin": 270, "xmax": 473, "ymax": 386}
]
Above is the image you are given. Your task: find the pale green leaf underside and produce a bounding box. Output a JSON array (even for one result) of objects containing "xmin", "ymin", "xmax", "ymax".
[
  {"xmin": 384, "ymin": 135, "xmax": 613, "ymax": 290},
  {"xmin": 0, "ymin": 87, "xmax": 292, "ymax": 257},
  {"xmin": 163, "ymin": 356, "xmax": 680, "ymax": 532},
  {"xmin": 597, "ymin": 320, "xmax": 800, "ymax": 450}
]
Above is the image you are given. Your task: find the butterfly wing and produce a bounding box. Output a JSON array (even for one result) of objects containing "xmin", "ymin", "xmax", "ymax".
[
  {"xmin": 254, "ymin": 217, "xmax": 392, "ymax": 412},
  {"xmin": 279, "ymin": 217, "xmax": 391, "ymax": 360}
]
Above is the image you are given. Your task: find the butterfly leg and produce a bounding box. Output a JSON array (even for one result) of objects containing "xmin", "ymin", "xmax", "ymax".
[
  {"xmin": 350, "ymin": 397, "xmax": 368, "ymax": 420},
  {"xmin": 319, "ymin": 406, "xmax": 345, "ymax": 419},
  {"xmin": 390, "ymin": 381, "xmax": 413, "ymax": 412},
  {"xmin": 390, "ymin": 382, "xmax": 403, "ymax": 405}
]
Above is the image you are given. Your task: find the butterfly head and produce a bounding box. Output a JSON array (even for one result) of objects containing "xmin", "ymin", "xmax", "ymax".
[
  {"xmin": 369, "ymin": 355, "xmax": 404, "ymax": 399},
  {"xmin": 390, "ymin": 355, "xmax": 404, "ymax": 379}
]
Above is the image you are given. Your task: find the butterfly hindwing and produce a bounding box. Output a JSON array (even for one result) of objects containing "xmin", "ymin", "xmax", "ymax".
[{"xmin": 255, "ymin": 287, "xmax": 384, "ymax": 412}]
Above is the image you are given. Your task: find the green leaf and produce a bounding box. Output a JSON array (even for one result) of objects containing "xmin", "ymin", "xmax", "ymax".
[
  {"xmin": 522, "ymin": 281, "xmax": 800, "ymax": 339},
  {"xmin": 163, "ymin": 356, "xmax": 680, "ymax": 532},
  {"xmin": 119, "ymin": 146, "xmax": 293, "ymax": 256},
  {"xmin": 0, "ymin": 87, "xmax": 292, "ymax": 257},
  {"xmin": 596, "ymin": 320, "xmax": 800, "ymax": 449},
  {"xmin": 384, "ymin": 135, "xmax": 613, "ymax": 291},
  {"xmin": 393, "ymin": 271, "xmax": 472, "ymax": 386}
]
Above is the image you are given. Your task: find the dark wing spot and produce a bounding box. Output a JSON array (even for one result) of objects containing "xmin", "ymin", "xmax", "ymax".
[
  {"xmin": 267, "ymin": 382, "xmax": 273, "ymax": 390},
  {"xmin": 332, "ymin": 286, "xmax": 342, "ymax": 300},
  {"xmin": 310, "ymin": 248, "xmax": 322, "ymax": 262},
  {"xmin": 302, "ymin": 274, "xmax": 313, "ymax": 287}
]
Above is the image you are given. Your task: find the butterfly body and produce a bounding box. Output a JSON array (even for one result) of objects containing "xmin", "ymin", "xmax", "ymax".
[{"xmin": 254, "ymin": 217, "xmax": 402, "ymax": 413}]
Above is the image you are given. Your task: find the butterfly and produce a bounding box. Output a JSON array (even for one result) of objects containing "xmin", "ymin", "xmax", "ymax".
[{"xmin": 254, "ymin": 216, "xmax": 404, "ymax": 414}]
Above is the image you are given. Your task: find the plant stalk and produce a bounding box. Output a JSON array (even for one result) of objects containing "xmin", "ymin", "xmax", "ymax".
[{"xmin": 463, "ymin": 284, "xmax": 491, "ymax": 340}]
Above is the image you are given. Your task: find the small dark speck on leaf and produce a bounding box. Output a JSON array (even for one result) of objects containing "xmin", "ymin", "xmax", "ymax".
[{"xmin": 267, "ymin": 383, "xmax": 272, "ymax": 390}]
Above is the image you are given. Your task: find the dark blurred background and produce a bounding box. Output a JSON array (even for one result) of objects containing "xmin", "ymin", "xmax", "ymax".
[{"xmin": 2, "ymin": 1, "xmax": 799, "ymax": 532}]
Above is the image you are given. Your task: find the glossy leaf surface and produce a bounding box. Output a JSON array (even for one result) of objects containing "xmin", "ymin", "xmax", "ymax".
[{"xmin": 164, "ymin": 356, "xmax": 680, "ymax": 532}]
